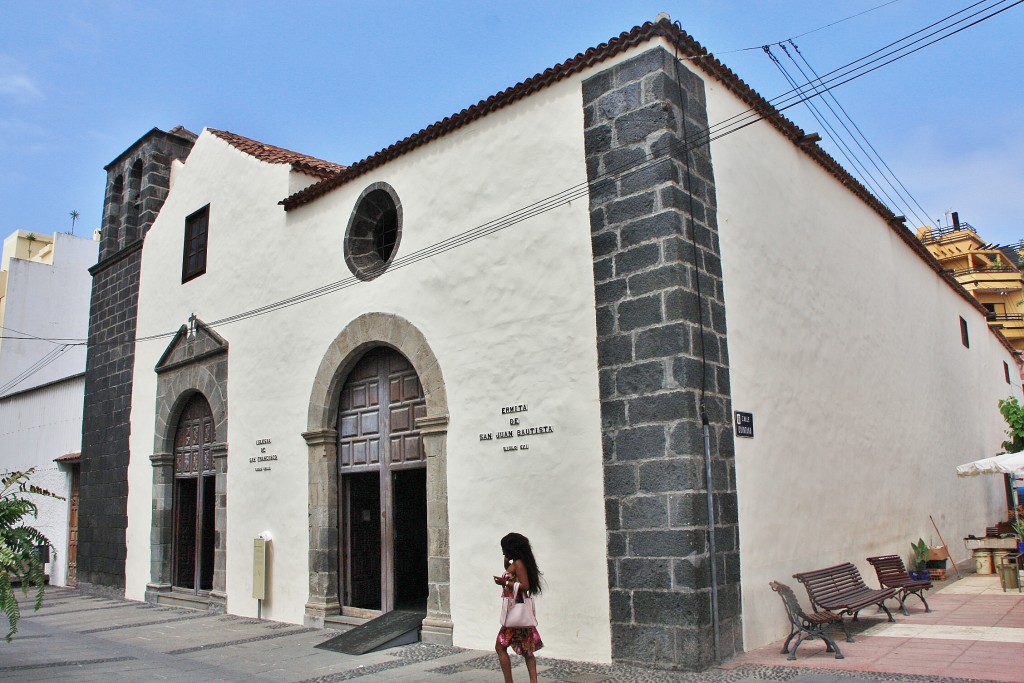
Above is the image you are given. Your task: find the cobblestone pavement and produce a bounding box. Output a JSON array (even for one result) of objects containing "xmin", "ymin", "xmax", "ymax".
[{"xmin": 0, "ymin": 585, "xmax": 1015, "ymax": 682}]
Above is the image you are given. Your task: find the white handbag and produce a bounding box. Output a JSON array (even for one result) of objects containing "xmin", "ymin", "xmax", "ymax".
[{"xmin": 500, "ymin": 582, "xmax": 538, "ymax": 628}]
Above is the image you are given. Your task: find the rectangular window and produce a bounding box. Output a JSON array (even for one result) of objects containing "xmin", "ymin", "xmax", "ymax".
[
  {"xmin": 182, "ymin": 205, "xmax": 209, "ymax": 282},
  {"xmin": 960, "ymin": 316, "xmax": 969, "ymax": 348},
  {"xmin": 1005, "ymin": 361, "xmax": 1012, "ymax": 385}
]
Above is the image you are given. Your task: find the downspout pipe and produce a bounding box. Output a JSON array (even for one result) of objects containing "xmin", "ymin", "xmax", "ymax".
[{"xmin": 702, "ymin": 408, "xmax": 721, "ymax": 662}]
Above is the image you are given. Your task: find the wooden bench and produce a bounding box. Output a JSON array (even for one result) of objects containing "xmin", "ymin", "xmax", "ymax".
[
  {"xmin": 866, "ymin": 554, "xmax": 932, "ymax": 615},
  {"xmin": 793, "ymin": 562, "xmax": 896, "ymax": 630},
  {"xmin": 770, "ymin": 581, "xmax": 845, "ymax": 660}
]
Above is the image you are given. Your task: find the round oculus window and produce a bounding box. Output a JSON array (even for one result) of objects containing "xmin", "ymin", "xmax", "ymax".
[{"xmin": 344, "ymin": 185, "xmax": 401, "ymax": 281}]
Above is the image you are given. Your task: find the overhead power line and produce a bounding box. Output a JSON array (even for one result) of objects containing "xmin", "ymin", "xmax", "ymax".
[
  {"xmin": 6, "ymin": 0, "xmax": 1020, "ymax": 349},
  {"xmin": 0, "ymin": 345, "xmax": 73, "ymax": 397}
]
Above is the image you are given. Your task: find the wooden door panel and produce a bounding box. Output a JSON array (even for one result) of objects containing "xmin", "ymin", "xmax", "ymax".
[
  {"xmin": 346, "ymin": 473, "xmax": 381, "ymax": 610},
  {"xmin": 390, "ymin": 405, "xmax": 412, "ymax": 432},
  {"xmin": 340, "ymin": 415, "xmax": 358, "ymax": 438},
  {"xmin": 339, "ymin": 357, "xmax": 384, "ymax": 470},
  {"xmin": 67, "ymin": 465, "xmax": 80, "ymax": 587},
  {"xmin": 360, "ymin": 411, "xmax": 379, "ymax": 435},
  {"xmin": 174, "ymin": 479, "xmax": 198, "ymax": 589},
  {"xmin": 172, "ymin": 394, "xmax": 215, "ymax": 592},
  {"xmin": 337, "ymin": 347, "xmax": 427, "ymax": 612},
  {"xmin": 390, "ymin": 434, "xmax": 425, "ymax": 464}
]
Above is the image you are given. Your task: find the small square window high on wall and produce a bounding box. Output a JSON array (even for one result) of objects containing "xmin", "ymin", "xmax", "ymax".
[
  {"xmin": 960, "ymin": 316, "xmax": 969, "ymax": 349},
  {"xmin": 182, "ymin": 205, "xmax": 209, "ymax": 283}
]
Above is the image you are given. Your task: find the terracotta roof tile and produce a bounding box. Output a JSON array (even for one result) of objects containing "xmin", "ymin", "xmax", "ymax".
[
  {"xmin": 273, "ymin": 18, "xmax": 1003, "ymax": 349},
  {"xmin": 208, "ymin": 128, "xmax": 345, "ymax": 179},
  {"xmin": 54, "ymin": 452, "xmax": 81, "ymax": 462},
  {"xmin": 280, "ymin": 19, "xmax": 724, "ymax": 210}
]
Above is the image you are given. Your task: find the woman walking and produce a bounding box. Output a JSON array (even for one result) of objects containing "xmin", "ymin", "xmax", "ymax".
[{"xmin": 494, "ymin": 532, "xmax": 544, "ymax": 683}]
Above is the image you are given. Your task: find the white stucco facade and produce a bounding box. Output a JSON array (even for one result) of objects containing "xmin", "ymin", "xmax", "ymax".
[
  {"xmin": 0, "ymin": 230, "xmax": 96, "ymax": 587},
  {"xmin": 111, "ymin": 27, "xmax": 1021, "ymax": 667},
  {"xmin": 704, "ymin": 78, "xmax": 1021, "ymax": 650},
  {"xmin": 0, "ymin": 231, "xmax": 95, "ymax": 392},
  {"xmin": 126, "ymin": 66, "xmax": 613, "ymax": 662}
]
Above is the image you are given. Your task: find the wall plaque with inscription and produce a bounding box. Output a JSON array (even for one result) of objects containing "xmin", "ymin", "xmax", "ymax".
[
  {"xmin": 478, "ymin": 403, "xmax": 555, "ymax": 453},
  {"xmin": 250, "ymin": 437, "xmax": 279, "ymax": 472},
  {"xmin": 734, "ymin": 411, "xmax": 754, "ymax": 439}
]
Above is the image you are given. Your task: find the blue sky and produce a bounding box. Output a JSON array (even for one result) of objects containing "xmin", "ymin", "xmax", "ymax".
[{"xmin": 2, "ymin": 1, "xmax": 1021, "ymax": 245}]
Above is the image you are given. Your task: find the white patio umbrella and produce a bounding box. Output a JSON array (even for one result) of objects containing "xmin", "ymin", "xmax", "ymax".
[
  {"xmin": 956, "ymin": 451, "xmax": 1024, "ymax": 476},
  {"xmin": 956, "ymin": 451, "xmax": 1024, "ymax": 525}
]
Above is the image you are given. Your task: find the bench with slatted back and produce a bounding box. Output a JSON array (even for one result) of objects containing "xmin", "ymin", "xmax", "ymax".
[
  {"xmin": 793, "ymin": 562, "xmax": 896, "ymax": 627},
  {"xmin": 770, "ymin": 580, "xmax": 847, "ymax": 660},
  {"xmin": 866, "ymin": 554, "xmax": 932, "ymax": 616}
]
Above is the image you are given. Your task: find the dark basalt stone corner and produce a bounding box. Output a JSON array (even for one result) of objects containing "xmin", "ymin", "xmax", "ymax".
[{"xmin": 583, "ymin": 46, "xmax": 739, "ymax": 669}]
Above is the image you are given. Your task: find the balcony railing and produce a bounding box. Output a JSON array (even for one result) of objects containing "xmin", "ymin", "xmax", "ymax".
[
  {"xmin": 949, "ymin": 266, "xmax": 1021, "ymax": 277},
  {"xmin": 987, "ymin": 314, "xmax": 1024, "ymax": 322},
  {"xmin": 919, "ymin": 223, "xmax": 978, "ymax": 244}
]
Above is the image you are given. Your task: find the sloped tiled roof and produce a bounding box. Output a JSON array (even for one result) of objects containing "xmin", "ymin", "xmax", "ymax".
[
  {"xmin": 167, "ymin": 125, "xmax": 198, "ymax": 142},
  {"xmin": 208, "ymin": 128, "xmax": 345, "ymax": 179},
  {"xmin": 273, "ymin": 17, "xmax": 1006, "ymax": 351},
  {"xmin": 54, "ymin": 452, "xmax": 81, "ymax": 463},
  {"xmin": 280, "ymin": 19, "xmax": 761, "ymax": 211}
]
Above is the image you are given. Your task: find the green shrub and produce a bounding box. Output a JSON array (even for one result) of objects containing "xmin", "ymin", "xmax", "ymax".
[{"xmin": 1, "ymin": 468, "xmax": 63, "ymax": 642}]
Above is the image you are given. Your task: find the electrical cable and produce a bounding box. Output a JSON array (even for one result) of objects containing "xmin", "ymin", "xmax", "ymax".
[
  {"xmin": 672, "ymin": 30, "xmax": 720, "ymax": 663},
  {"xmin": 727, "ymin": 0, "xmax": 907, "ymax": 54},
  {"xmin": 1, "ymin": 325, "xmax": 62, "ymax": 345},
  {"xmin": 764, "ymin": 0, "xmax": 1022, "ymax": 119},
  {"xmin": 764, "ymin": 44, "xmax": 905, "ymax": 217},
  {"xmin": 779, "ymin": 40, "xmax": 930, "ymax": 227},
  {"xmin": 0, "ymin": 344, "xmax": 72, "ymax": 396},
  {"xmin": 766, "ymin": 42, "xmax": 926, "ymax": 227},
  {"xmin": 708, "ymin": 0, "xmax": 1019, "ymax": 150},
  {"xmin": 6, "ymin": 0, "xmax": 1019, "ymax": 348},
  {"xmin": 785, "ymin": 40, "xmax": 936, "ymax": 227}
]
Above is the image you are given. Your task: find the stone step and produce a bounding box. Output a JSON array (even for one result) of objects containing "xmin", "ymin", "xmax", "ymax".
[{"xmin": 156, "ymin": 591, "xmax": 211, "ymax": 611}]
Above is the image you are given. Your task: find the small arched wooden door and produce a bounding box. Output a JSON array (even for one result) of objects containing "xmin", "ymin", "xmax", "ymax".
[
  {"xmin": 172, "ymin": 394, "xmax": 216, "ymax": 592},
  {"xmin": 337, "ymin": 347, "xmax": 428, "ymax": 613}
]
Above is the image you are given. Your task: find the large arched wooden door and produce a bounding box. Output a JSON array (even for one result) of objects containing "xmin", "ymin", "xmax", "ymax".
[
  {"xmin": 337, "ymin": 347, "xmax": 428, "ymax": 613},
  {"xmin": 172, "ymin": 394, "xmax": 216, "ymax": 593}
]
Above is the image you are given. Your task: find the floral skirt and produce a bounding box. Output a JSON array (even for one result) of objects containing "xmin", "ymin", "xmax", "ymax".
[{"xmin": 496, "ymin": 625, "xmax": 544, "ymax": 656}]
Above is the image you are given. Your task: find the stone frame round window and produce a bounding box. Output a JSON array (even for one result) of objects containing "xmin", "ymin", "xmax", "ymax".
[{"xmin": 344, "ymin": 183, "xmax": 402, "ymax": 281}]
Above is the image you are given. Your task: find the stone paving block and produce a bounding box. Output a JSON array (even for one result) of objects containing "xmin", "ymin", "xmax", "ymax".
[{"xmin": 5, "ymin": 587, "xmax": 1021, "ymax": 682}]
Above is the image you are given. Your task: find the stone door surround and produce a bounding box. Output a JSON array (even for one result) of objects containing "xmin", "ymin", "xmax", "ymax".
[
  {"xmin": 304, "ymin": 312, "xmax": 452, "ymax": 644},
  {"xmin": 147, "ymin": 319, "xmax": 229, "ymax": 612}
]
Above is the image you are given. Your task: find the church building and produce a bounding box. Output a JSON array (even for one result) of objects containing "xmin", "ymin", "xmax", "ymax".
[{"xmin": 77, "ymin": 18, "xmax": 1018, "ymax": 670}]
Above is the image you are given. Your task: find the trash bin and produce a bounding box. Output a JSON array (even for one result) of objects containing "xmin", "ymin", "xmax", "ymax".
[
  {"xmin": 998, "ymin": 554, "xmax": 1020, "ymax": 590},
  {"xmin": 970, "ymin": 548, "xmax": 995, "ymax": 573},
  {"xmin": 993, "ymin": 549, "xmax": 1010, "ymax": 571},
  {"xmin": 974, "ymin": 549, "xmax": 994, "ymax": 574}
]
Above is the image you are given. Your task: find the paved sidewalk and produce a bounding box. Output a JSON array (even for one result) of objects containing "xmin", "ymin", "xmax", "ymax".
[
  {"xmin": 0, "ymin": 576, "xmax": 1020, "ymax": 682},
  {"xmin": 724, "ymin": 574, "xmax": 1024, "ymax": 682}
]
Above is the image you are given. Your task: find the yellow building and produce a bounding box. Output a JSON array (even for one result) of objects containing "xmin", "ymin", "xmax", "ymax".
[{"xmin": 917, "ymin": 214, "xmax": 1024, "ymax": 352}]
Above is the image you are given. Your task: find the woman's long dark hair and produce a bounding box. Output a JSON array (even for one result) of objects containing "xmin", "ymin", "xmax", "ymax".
[{"xmin": 501, "ymin": 532, "xmax": 543, "ymax": 596}]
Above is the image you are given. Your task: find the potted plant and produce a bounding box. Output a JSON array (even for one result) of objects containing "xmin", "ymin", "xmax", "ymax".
[
  {"xmin": 1012, "ymin": 518, "xmax": 1024, "ymax": 553},
  {"xmin": 910, "ymin": 538, "xmax": 930, "ymax": 580}
]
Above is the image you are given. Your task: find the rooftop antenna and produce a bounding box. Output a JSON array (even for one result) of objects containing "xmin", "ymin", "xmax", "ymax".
[{"xmin": 69, "ymin": 210, "xmax": 80, "ymax": 236}]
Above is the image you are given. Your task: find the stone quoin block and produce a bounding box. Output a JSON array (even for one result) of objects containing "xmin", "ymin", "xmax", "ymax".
[{"xmin": 584, "ymin": 45, "xmax": 740, "ymax": 668}]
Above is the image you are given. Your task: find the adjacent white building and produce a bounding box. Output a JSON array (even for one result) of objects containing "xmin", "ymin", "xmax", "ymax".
[
  {"xmin": 0, "ymin": 228, "xmax": 98, "ymax": 587},
  {"xmin": 78, "ymin": 18, "xmax": 1018, "ymax": 670}
]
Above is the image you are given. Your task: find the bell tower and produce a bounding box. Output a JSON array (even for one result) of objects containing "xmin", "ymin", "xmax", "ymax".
[{"xmin": 78, "ymin": 126, "xmax": 196, "ymax": 592}]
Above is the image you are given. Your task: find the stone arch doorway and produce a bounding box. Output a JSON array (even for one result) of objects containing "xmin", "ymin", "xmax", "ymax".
[
  {"xmin": 172, "ymin": 393, "xmax": 216, "ymax": 592},
  {"xmin": 337, "ymin": 347, "xmax": 428, "ymax": 612},
  {"xmin": 147, "ymin": 318, "xmax": 229, "ymax": 611},
  {"xmin": 304, "ymin": 312, "xmax": 451, "ymax": 643}
]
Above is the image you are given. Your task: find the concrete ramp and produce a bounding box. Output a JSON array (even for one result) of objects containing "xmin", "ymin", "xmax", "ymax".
[{"xmin": 315, "ymin": 610, "xmax": 425, "ymax": 655}]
